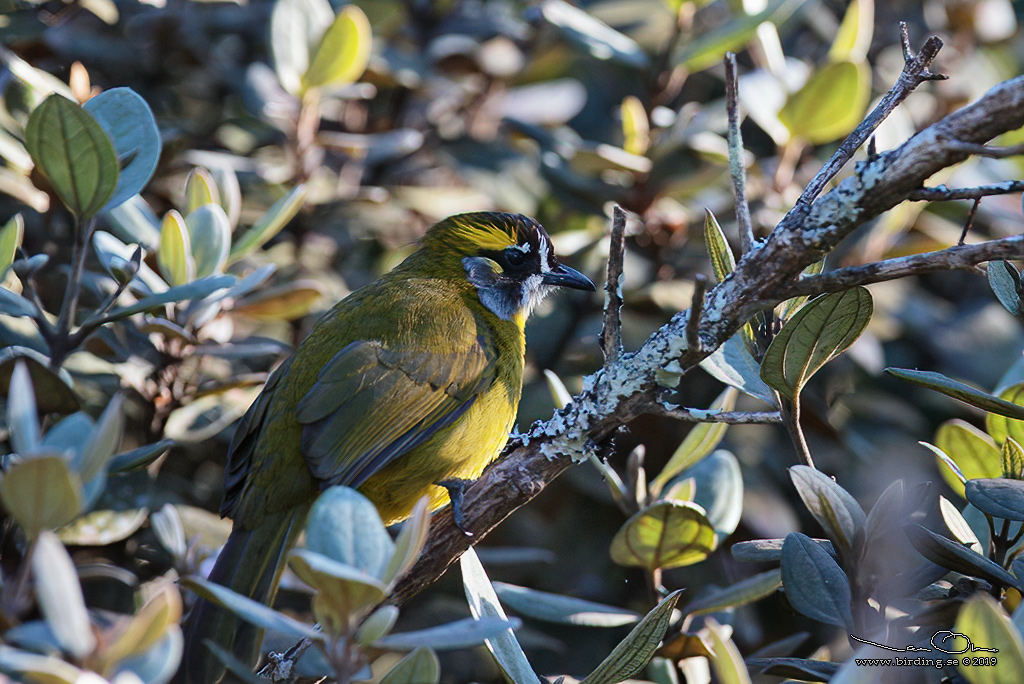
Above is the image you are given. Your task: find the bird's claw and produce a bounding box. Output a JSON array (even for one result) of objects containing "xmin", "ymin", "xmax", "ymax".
[{"xmin": 438, "ymin": 479, "xmax": 474, "ymax": 537}]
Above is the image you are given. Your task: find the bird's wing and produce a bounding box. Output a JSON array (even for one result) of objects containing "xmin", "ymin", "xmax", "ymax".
[
  {"xmin": 221, "ymin": 360, "xmax": 289, "ymax": 518},
  {"xmin": 293, "ymin": 337, "xmax": 496, "ymax": 488}
]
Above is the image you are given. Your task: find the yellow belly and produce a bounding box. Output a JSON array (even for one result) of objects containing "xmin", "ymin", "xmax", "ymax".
[{"xmin": 358, "ymin": 382, "xmax": 517, "ymax": 525}]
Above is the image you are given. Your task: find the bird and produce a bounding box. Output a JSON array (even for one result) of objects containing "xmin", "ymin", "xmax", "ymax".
[{"xmin": 181, "ymin": 211, "xmax": 595, "ymax": 683}]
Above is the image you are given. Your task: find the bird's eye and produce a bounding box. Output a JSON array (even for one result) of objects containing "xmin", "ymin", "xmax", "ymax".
[{"xmin": 504, "ymin": 247, "xmax": 527, "ymax": 267}]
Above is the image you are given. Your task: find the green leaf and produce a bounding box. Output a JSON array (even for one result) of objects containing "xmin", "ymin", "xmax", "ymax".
[
  {"xmin": 302, "ymin": 5, "xmax": 372, "ymax": 93},
  {"xmin": 270, "ymin": 0, "xmax": 334, "ymax": 96},
  {"xmin": 234, "ymin": 280, "xmax": 324, "ymax": 320},
  {"xmin": 201, "ymin": 640, "xmax": 273, "ymax": 684},
  {"xmin": 539, "ymin": 0, "xmax": 651, "ymax": 70},
  {"xmin": 685, "ymin": 449, "xmax": 744, "ymax": 542},
  {"xmin": 610, "ymin": 501, "xmax": 718, "ymax": 571},
  {"xmin": 83, "ymin": 87, "xmax": 160, "ymax": 212},
  {"xmin": 699, "ymin": 332, "xmax": 779, "ymax": 406},
  {"xmin": 704, "ymin": 208, "xmax": 735, "ymax": 283},
  {"xmin": 372, "ymin": 617, "xmax": 522, "ymax": 651},
  {"xmin": 228, "ymin": 184, "xmax": 307, "ymax": 262},
  {"xmin": 108, "ymin": 439, "xmax": 174, "ymax": 473},
  {"xmin": 32, "ymin": 531, "xmax": 95, "ymax": 660},
  {"xmin": 288, "ymin": 549, "xmax": 387, "ymax": 633},
  {"xmin": 461, "ymin": 547, "xmax": 543, "ymax": 684},
  {"xmin": 24, "ymin": 93, "xmax": 118, "ymax": 220},
  {"xmin": 747, "ymin": 658, "xmax": 839, "ymax": 682},
  {"xmin": 355, "ymin": 605, "xmax": 399, "ymax": 645},
  {"xmin": 0, "ymin": 213, "xmax": 24, "ymax": 278},
  {"xmin": 580, "ymin": 590, "xmax": 683, "ymax": 684},
  {"xmin": 955, "ymin": 593, "xmax": 1024, "ymax": 684},
  {"xmin": 965, "ymin": 479, "xmax": 1024, "ymax": 522},
  {"xmin": 543, "ymin": 368, "xmax": 572, "ymax": 409},
  {"xmin": 684, "ymin": 569, "xmax": 782, "ymax": 615},
  {"xmin": 731, "ymin": 537, "xmax": 836, "ymax": 563},
  {"xmin": 305, "ymin": 486, "xmax": 393, "ymax": 578},
  {"xmin": 674, "ymin": 0, "xmax": 807, "ymax": 72},
  {"xmin": 705, "ymin": 617, "xmax": 753, "ymax": 684},
  {"xmin": 210, "ymin": 166, "xmax": 241, "ymax": 228},
  {"xmin": 905, "ymin": 524, "xmax": 1024, "ymax": 592},
  {"xmin": 620, "ymin": 95, "xmax": 649, "ymax": 156},
  {"xmin": 0, "ymin": 349, "xmax": 79, "ymax": 415},
  {"xmin": 185, "ymin": 204, "xmax": 231, "ymax": 277},
  {"xmin": 779, "ymin": 60, "xmax": 871, "ymax": 144},
  {"xmin": 650, "ymin": 387, "xmax": 737, "ymax": 496},
  {"xmin": 77, "ymin": 393, "xmax": 123, "ymax": 482},
  {"xmin": 789, "ymin": 465, "xmax": 866, "ymax": 554},
  {"xmin": 1004, "ymin": 437, "xmax": 1024, "ymax": 479},
  {"xmin": 989, "ymin": 261, "xmax": 1023, "ymax": 319},
  {"xmin": 886, "ymin": 368, "xmax": 1024, "ymax": 420},
  {"xmin": 184, "ymin": 167, "xmax": 219, "ymax": 214},
  {"xmin": 934, "ymin": 420, "xmax": 1002, "ymax": 497},
  {"xmin": 380, "ymin": 647, "xmax": 440, "ymax": 684},
  {"xmin": 987, "ymin": 383, "xmax": 1024, "ymax": 446},
  {"xmin": 6, "ymin": 359, "xmax": 39, "ymax": 454},
  {"xmin": 0, "ymin": 287, "xmax": 34, "ymax": 319},
  {"xmin": 181, "ymin": 576, "xmax": 322, "ymax": 640},
  {"xmin": 828, "ymin": 0, "xmax": 874, "ymax": 62},
  {"xmin": 0, "ymin": 645, "xmax": 84, "ymax": 684},
  {"xmin": 104, "ymin": 194, "xmax": 162, "ymax": 249},
  {"xmin": 939, "ymin": 496, "xmax": 983, "ymax": 552},
  {"xmin": 761, "ymin": 288, "xmax": 873, "ymax": 400},
  {"xmin": 0, "ymin": 455, "xmax": 83, "ymax": 538},
  {"xmin": 380, "ymin": 497, "xmax": 430, "ymax": 588},
  {"xmin": 492, "ymin": 582, "xmax": 640, "ymax": 627},
  {"xmin": 105, "ymin": 274, "xmax": 234, "ymax": 321},
  {"xmin": 158, "ymin": 210, "xmax": 194, "ymax": 286},
  {"xmin": 780, "ymin": 532, "xmax": 853, "ymax": 628}
]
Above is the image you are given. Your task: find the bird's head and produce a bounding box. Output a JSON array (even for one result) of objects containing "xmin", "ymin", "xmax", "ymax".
[{"xmin": 420, "ymin": 212, "xmax": 596, "ymax": 321}]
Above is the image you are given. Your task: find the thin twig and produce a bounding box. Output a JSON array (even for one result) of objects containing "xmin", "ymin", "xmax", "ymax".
[
  {"xmin": 959, "ymin": 198, "xmax": 981, "ymax": 246},
  {"xmin": 907, "ymin": 179, "xmax": 1024, "ymax": 201},
  {"xmin": 725, "ymin": 53, "xmax": 755, "ymax": 254},
  {"xmin": 601, "ymin": 205, "xmax": 627, "ymax": 364},
  {"xmin": 771, "ymin": 235, "xmax": 1024, "ymax": 301},
  {"xmin": 651, "ymin": 405, "xmax": 782, "ymax": 424},
  {"xmin": 792, "ymin": 25, "xmax": 944, "ymax": 212},
  {"xmin": 686, "ymin": 274, "xmax": 707, "ymax": 352},
  {"xmin": 946, "ymin": 140, "xmax": 1024, "ymax": 158}
]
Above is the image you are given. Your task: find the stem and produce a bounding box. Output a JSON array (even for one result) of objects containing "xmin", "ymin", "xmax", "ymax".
[
  {"xmin": 50, "ymin": 216, "xmax": 96, "ymax": 370},
  {"xmin": 781, "ymin": 393, "xmax": 815, "ymax": 468}
]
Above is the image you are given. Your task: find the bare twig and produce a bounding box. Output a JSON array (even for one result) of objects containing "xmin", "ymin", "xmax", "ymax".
[
  {"xmin": 601, "ymin": 206, "xmax": 627, "ymax": 363},
  {"xmin": 725, "ymin": 53, "xmax": 755, "ymax": 254},
  {"xmin": 946, "ymin": 141, "xmax": 1024, "ymax": 158},
  {"xmin": 650, "ymin": 405, "xmax": 782, "ymax": 424},
  {"xmin": 907, "ymin": 180, "xmax": 1024, "ymax": 201},
  {"xmin": 959, "ymin": 198, "xmax": 981, "ymax": 245},
  {"xmin": 793, "ymin": 25, "xmax": 944, "ymax": 212},
  {"xmin": 686, "ymin": 274, "xmax": 708, "ymax": 352},
  {"xmin": 772, "ymin": 235, "xmax": 1024, "ymax": 301}
]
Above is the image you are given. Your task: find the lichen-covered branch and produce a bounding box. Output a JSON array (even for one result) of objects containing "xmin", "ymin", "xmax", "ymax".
[
  {"xmin": 392, "ymin": 72, "xmax": 1024, "ymax": 606},
  {"xmin": 771, "ymin": 235, "xmax": 1024, "ymax": 301}
]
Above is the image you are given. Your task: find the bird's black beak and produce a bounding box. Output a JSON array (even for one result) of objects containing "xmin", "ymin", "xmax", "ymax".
[{"xmin": 542, "ymin": 263, "xmax": 596, "ymax": 291}]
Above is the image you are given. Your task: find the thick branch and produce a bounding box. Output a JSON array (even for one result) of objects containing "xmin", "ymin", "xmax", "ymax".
[{"xmin": 393, "ymin": 73, "xmax": 1024, "ymax": 606}]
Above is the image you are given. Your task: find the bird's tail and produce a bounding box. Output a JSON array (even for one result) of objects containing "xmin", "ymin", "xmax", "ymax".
[{"xmin": 180, "ymin": 506, "xmax": 309, "ymax": 684}]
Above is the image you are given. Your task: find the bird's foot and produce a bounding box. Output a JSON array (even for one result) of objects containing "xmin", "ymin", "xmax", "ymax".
[{"xmin": 437, "ymin": 479, "xmax": 474, "ymax": 537}]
